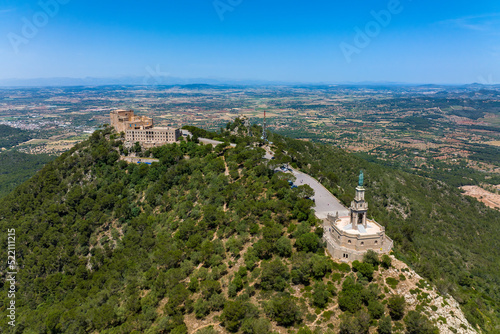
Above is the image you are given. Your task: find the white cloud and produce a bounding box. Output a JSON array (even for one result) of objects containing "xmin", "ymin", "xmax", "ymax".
[
  {"xmin": 0, "ymin": 8, "xmax": 15, "ymax": 14},
  {"xmin": 439, "ymin": 13, "xmax": 500, "ymax": 32}
]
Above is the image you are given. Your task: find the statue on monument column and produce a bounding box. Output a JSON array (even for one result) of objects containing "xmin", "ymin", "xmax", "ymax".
[{"xmin": 358, "ymin": 170, "xmax": 364, "ymax": 187}]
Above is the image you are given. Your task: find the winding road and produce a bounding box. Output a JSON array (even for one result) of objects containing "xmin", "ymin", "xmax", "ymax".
[
  {"xmin": 291, "ymin": 169, "xmax": 349, "ymax": 219},
  {"xmin": 264, "ymin": 147, "xmax": 349, "ymax": 219}
]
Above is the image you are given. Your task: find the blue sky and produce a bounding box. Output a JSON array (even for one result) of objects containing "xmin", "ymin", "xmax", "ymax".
[{"xmin": 0, "ymin": 0, "xmax": 499, "ymax": 84}]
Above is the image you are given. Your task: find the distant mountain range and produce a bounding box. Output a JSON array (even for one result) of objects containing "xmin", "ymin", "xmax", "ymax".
[
  {"xmin": 0, "ymin": 76, "xmax": 499, "ymax": 88},
  {"xmin": 0, "ymin": 76, "xmax": 299, "ymax": 87}
]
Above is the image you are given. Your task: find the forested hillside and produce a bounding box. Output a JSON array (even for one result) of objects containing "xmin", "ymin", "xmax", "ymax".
[
  {"xmin": 0, "ymin": 125, "xmax": 32, "ymax": 149},
  {"xmin": 0, "ymin": 125, "xmax": 53, "ymax": 198},
  {"xmin": 0, "ymin": 122, "xmax": 496, "ymax": 333},
  {"xmin": 0, "ymin": 125, "xmax": 445, "ymax": 334},
  {"xmin": 0, "ymin": 151, "xmax": 54, "ymax": 198},
  {"xmin": 269, "ymin": 134, "xmax": 500, "ymax": 332}
]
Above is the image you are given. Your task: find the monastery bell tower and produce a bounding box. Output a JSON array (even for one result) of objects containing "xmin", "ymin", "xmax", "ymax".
[{"xmin": 350, "ymin": 170, "xmax": 368, "ymax": 231}]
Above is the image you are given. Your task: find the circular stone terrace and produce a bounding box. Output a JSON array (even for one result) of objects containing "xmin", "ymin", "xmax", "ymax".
[
  {"xmin": 333, "ymin": 216, "xmax": 383, "ymax": 235},
  {"xmin": 324, "ymin": 213, "xmax": 393, "ymax": 261}
]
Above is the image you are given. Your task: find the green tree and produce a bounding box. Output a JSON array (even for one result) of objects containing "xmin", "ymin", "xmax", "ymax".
[
  {"xmin": 221, "ymin": 301, "xmax": 259, "ymax": 332},
  {"xmin": 260, "ymin": 258, "xmax": 289, "ymax": 291},
  {"xmin": 297, "ymin": 184, "xmax": 314, "ymax": 198},
  {"xmin": 368, "ymin": 299, "xmax": 385, "ymax": 319},
  {"xmin": 378, "ymin": 315, "xmax": 392, "ymax": 334},
  {"xmin": 352, "ymin": 260, "xmax": 375, "ymax": 281},
  {"xmin": 295, "ymin": 232, "xmax": 321, "ymax": 253},
  {"xmin": 241, "ymin": 318, "xmax": 271, "ymax": 334},
  {"xmin": 228, "ymin": 274, "xmax": 244, "ymax": 297},
  {"xmin": 200, "ymin": 280, "xmax": 222, "ymax": 299},
  {"xmin": 339, "ymin": 311, "xmax": 370, "ymax": 334},
  {"xmin": 404, "ymin": 310, "xmax": 439, "ymax": 334},
  {"xmin": 381, "ymin": 255, "xmax": 392, "ymax": 269},
  {"xmin": 363, "ymin": 250, "xmax": 380, "ymax": 267},
  {"xmin": 312, "ymin": 282, "xmax": 329, "ymax": 308},
  {"xmin": 387, "ymin": 295, "xmax": 406, "ymax": 320},
  {"xmin": 133, "ymin": 141, "xmax": 142, "ymax": 153},
  {"xmin": 194, "ymin": 298, "xmax": 210, "ymax": 319},
  {"xmin": 339, "ymin": 315, "xmax": 358, "ymax": 334},
  {"xmin": 195, "ymin": 326, "xmax": 218, "ymax": 334},
  {"xmin": 208, "ymin": 293, "xmax": 226, "ymax": 311},
  {"xmin": 338, "ymin": 277, "xmax": 363, "ymax": 313},
  {"xmin": 310, "ymin": 254, "xmax": 333, "ymax": 278},
  {"xmin": 265, "ymin": 294, "xmax": 302, "ymax": 327},
  {"xmin": 275, "ymin": 236, "xmax": 292, "ymax": 257},
  {"xmin": 296, "ymin": 327, "xmax": 313, "ymax": 334}
]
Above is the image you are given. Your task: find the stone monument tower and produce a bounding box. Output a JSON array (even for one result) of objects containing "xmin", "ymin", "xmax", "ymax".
[
  {"xmin": 323, "ymin": 170, "xmax": 393, "ymax": 261},
  {"xmin": 350, "ymin": 170, "xmax": 368, "ymax": 231}
]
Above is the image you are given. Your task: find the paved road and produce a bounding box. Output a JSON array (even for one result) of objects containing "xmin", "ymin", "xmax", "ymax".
[
  {"xmin": 263, "ymin": 147, "xmax": 349, "ymax": 219},
  {"xmin": 199, "ymin": 137, "xmax": 236, "ymax": 147},
  {"xmin": 181, "ymin": 130, "xmax": 236, "ymax": 148},
  {"xmin": 291, "ymin": 169, "xmax": 349, "ymax": 219}
]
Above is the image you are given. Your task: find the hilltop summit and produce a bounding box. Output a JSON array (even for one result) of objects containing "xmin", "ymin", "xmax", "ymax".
[{"xmin": 0, "ymin": 123, "xmax": 497, "ymax": 333}]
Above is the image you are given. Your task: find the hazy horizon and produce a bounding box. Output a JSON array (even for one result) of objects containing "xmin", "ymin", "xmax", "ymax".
[{"xmin": 1, "ymin": 75, "xmax": 500, "ymax": 88}]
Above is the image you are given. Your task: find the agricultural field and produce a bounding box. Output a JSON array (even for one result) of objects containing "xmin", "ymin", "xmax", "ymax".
[{"xmin": 1, "ymin": 84, "xmax": 499, "ymax": 189}]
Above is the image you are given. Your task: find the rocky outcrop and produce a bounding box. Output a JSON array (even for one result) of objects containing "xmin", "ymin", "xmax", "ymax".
[{"xmin": 387, "ymin": 256, "xmax": 477, "ymax": 334}]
